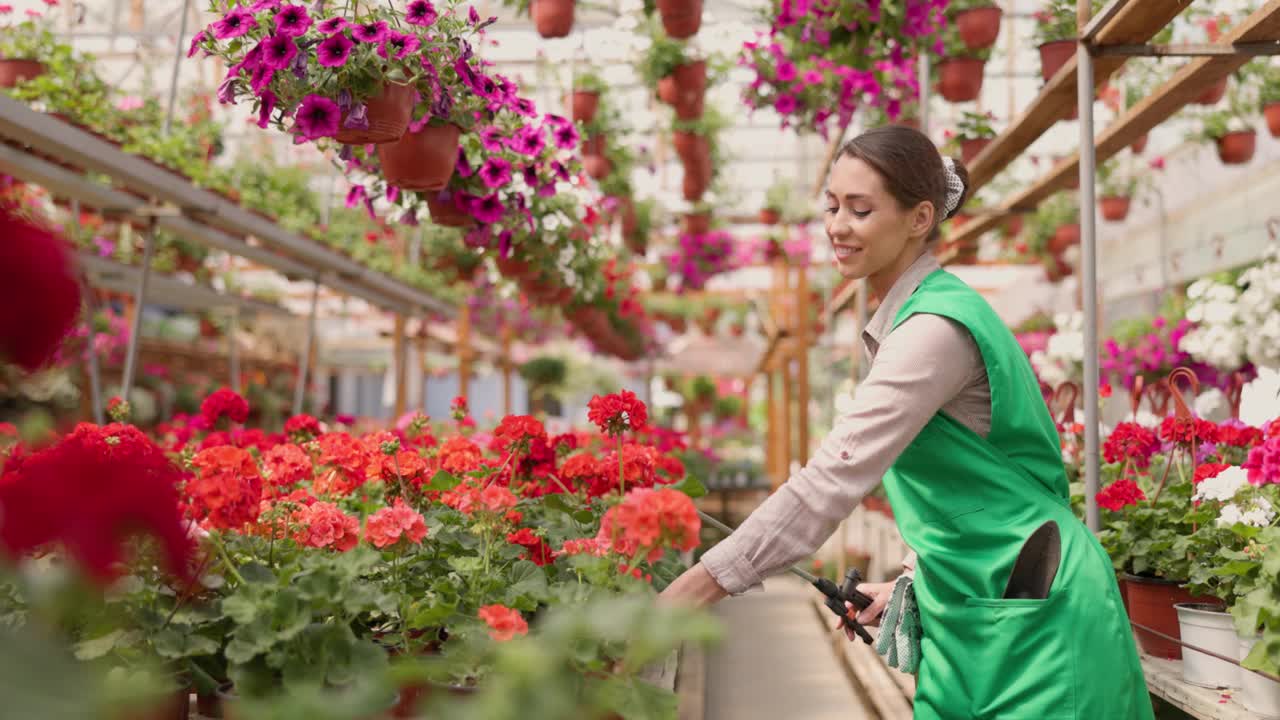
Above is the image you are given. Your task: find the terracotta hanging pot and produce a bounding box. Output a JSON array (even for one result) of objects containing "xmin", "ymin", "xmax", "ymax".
[
  {"xmin": 1003, "ymin": 214, "xmax": 1023, "ymax": 237},
  {"xmin": 1037, "ymin": 40, "xmax": 1076, "ymax": 83},
  {"xmin": 531, "ymin": 0, "xmax": 574, "ymax": 38},
  {"xmin": 656, "ymin": 0, "xmax": 702, "ymax": 39},
  {"xmin": 0, "ymin": 59, "xmax": 43, "ymax": 87},
  {"xmin": 1265, "ymin": 102, "xmax": 1280, "ymax": 138},
  {"xmin": 1130, "ymin": 132, "xmax": 1149, "ymax": 154},
  {"xmin": 656, "ymin": 76, "xmax": 678, "ymax": 106},
  {"xmin": 759, "ymin": 208, "xmax": 780, "ymax": 225},
  {"xmin": 426, "ymin": 192, "xmax": 474, "ymax": 228},
  {"xmin": 335, "ymin": 83, "xmax": 414, "ymax": 145},
  {"xmin": 683, "ymin": 212, "xmax": 711, "ymax": 236},
  {"xmin": 616, "ymin": 196, "xmax": 638, "ymax": 237},
  {"xmin": 496, "ymin": 252, "xmax": 533, "ymax": 280},
  {"xmin": 1216, "ymin": 130, "xmax": 1256, "ymax": 165},
  {"xmin": 955, "ymin": 6, "xmax": 1003, "ymax": 51},
  {"xmin": 1048, "ymin": 222, "xmax": 1080, "ymax": 254},
  {"xmin": 583, "ymin": 154, "xmax": 612, "ymax": 179},
  {"xmin": 682, "ymin": 164, "xmax": 709, "ymax": 202},
  {"xmin": 671, "ymin": 130, "xmax": 699, "ymax": 163},
  {"xmin": 581, "ymin": 134, "xmax": 606, "ymax": 156},
  {"xmin": 376, "ymin": 123, "xmax": 461, "ymax": 191},
  {"xmin": 1195, "ymin": 76, "xmax": 1227, "ymax": 106},
  {"xmin": 936, "ymin": 57, "xmax": 985, "ymax": 103},
  {"xmin": 959, "ymin": 136, "xmax": 992, "ymax": 164},
  {"xmin": 1100, "ymin": 195, "xmax": 1131, "ymax": 222},
  {"xmin": 670, "ymin": 60, "xmax": 707, "ymax": 120},
  {"xmin": 569, "ymin": 90, "xmax": 599, "ymax": 124}
]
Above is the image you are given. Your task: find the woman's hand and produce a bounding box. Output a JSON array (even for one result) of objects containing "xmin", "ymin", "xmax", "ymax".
[
  {"xmin": 833, "ymin": 581, "xmax": 895, "ymax": 640},
  {"xmin": 657, "ymin": 563, "xmax": 729, "ymax": 608}
]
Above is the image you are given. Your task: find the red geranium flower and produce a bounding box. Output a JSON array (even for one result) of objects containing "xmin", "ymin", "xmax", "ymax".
[
  {"xmin": 1095, "ymin": 479, "xmax": 1146, "ymax": 512},
  {"xmin": 1216, "ymin": 422, "xmax": 1263, "ymax": 449},
  {"xmin": 284, "ymin": 413, "xmax": 322, "ymax": 438},
  {"xmin": 493, "ymin": 415, "xmax": 547, "ymax": 452},
  {"xmin": 381, "ymin": 449, "xmax": 429, "ymax": 486},
  {"xmin": 438, "ymin": 436, "xmax": 483, "ymax": 475},
  {"xmin": 315, "ymin": 432, "xmax": 373, "ymax": 495},
  {"xmin": 1159, "ymin": 417, "xmax": 1218, "ymax": 446},
  {"xmin": 1103, "ymin": 423, "xmax": 1160, "ymax": 470},
  {"xmin": 261, "ymin": 443, "xmax": 313, "ymax": 496},
  {"xmin": 1194, "ymin": 463, "xmax": 1231, "ymax": 485},
  {"xmin": 597, "ymin": 487, "xmax": 700, "ymax": 564},
  {"xmin": 506, "ymin": 527, "xmax": 554, "ymax": 566},
  {"xmin": 200, "ymin": 388, "xmax": 250, "ymax": 426},
  {"xmin": 478, "ymin": 604, "xmax": 528, "ymax": 641},
  {"xmin": 587, "ymin": 390, "xmax": 648, "ymax": 436},
  {"xmin": 292, "ymin": 501, "xmax": 359, "ymax": 551},
  {"xmin": 188, "ymin": 445, "xmax": 264, "ymax": 530},
  {"xmin": 365, "ymin": 499, "xmax": 428, "ymax": 548}
]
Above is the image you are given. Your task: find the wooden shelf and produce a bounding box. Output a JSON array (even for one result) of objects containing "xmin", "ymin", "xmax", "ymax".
[{"xmin": 1141, "ymin": 654, "xmax": 1256, "ymax": 720}]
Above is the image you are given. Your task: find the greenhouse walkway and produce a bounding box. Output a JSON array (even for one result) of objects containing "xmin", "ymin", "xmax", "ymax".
[{"xmin": 703, "ymin": 577, "xmax": 875, "ymax": 720}]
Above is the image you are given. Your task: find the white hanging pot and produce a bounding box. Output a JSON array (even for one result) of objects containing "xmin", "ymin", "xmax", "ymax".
[
  {"xmin": 1239, "ymin": 634, "xmax": 1280, "ymax": 719},
  {"xmin": 1174, "ymin": 603, "xmax": 1240, "ymax": 688}
]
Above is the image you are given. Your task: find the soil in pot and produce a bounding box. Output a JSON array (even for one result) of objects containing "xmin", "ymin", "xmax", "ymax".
[
  {"xmin": 1238, "ymin": 635, "xmax": 1280, "ymax": 718},
  {"xmin": 1195, "ymin": 76, "xmax": 1227, "ymax": 106},
  {"xmin": 1174, "ymin": 603, "xmax": 1239, "ymax": 689},
  {"xmin": 1124, "ymin": 574, "xmax": 1217, "ymax": 660},
  {"xmin": 335, "ymin": 83, "xmax": 414, "ymax": 145},
  {"xmin": 531, "ymin": 0, "xmax": 574, "ymax": 38},
  {"xmin": 1038, "ymin": 40, "xmax": 1076, "ymax": 83},
  {"xmin": 656, "ymin": 0, "xmax": 702, "ymax": 39},
  {"xmin": 1216, "ymin": 130, "xmax": 1256, "ymax": 165},
  {"xmin": 377, "ymin": 123, "xmax": 461, "ymax": 191},
  {"xmin": 955, "ymin": 6, "xmax": 1003, "ymax": 50},
  {"xmin": 936, "ymin": 57, "xmax": 985, "ymax": 103},
  {"xmin": 569, "ymin": 90, "xmax": 599, "ymax": 124},
  {"xmin": 1130, "ymin": 132, "xmax": 1149, "ymax": 154},
  {"xmin": 1100, "ymin": 196, "xmax": 1131, "ymax": 222},
  {"xmin": 959, "ymin": 137, "xmax": 992, "ymax": 164},
  {"xmin": 0, "ymin": 59, "xmax": 44, "ymax": 87},
  {"xmin": 1266, "ymin": 102, "xmax": 1280, "ymax": 138}
]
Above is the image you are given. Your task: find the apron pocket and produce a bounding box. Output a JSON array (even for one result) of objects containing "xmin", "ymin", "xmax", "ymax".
[{"xmin": 948, "ymin": 591, "xmax": 1077, "ymax": 719}]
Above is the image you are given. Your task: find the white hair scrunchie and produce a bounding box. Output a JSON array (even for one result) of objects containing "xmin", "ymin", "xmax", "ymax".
[{"xmin": 941, "ymin": 157, "xmax": 965, "ymax": 217}]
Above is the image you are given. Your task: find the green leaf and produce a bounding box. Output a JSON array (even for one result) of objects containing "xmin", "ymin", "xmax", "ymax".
[
  {"xmin": 151, "ymin": 629, "xmax": 219, "ymax": 659},
  {"xmin": 505, "ymin": 560, "xmax": 549, "ymax": 606},
  {"xmin": 221, "ymin": 594, "xmax": 261, "ymax": 625},
  {"xmin": 672, "ymin": 474, "xmax": 707, "ymax": 499},
  {"xmin": 239, "ymin": 562, "xmax": 276, "ymax": 584},
  {"xmin": 572, "ymin": 509, "xmax": 597, "ymax": 524},
  {"xmin": 74, "ymin": 629, "xmax": 125, "ymax": 660},
  {"xmin": 425, "ymin": 470, "xmax": 461, "ymax": 492}
]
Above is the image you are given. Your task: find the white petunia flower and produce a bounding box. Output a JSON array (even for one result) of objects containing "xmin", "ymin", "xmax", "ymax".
[{"xmin": 1195, "ymin": 466, "xmax": 1249, "ymax": 503}]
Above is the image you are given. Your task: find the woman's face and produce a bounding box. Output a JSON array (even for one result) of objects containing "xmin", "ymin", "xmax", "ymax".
[{"xmin": 823, "ymin": 155, "xmax": 933, "ymax": 281}]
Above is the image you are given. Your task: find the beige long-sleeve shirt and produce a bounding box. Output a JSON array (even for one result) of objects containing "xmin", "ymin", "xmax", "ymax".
[{"xmin": 700, "ymin": 253, "xmax": 993, "ymax": 594}]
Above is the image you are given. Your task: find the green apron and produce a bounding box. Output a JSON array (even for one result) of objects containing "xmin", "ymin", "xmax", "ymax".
[{"xmin": 883, "ymin": 270, "xmax": 1152, "ymax": 720}]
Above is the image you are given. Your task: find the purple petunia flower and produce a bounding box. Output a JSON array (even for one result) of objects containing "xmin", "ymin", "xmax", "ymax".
[
  {"xmin": 776, "ymin": 61, "xmax": 797, "ymax": 82},
  {"xmin": 471, "ymin": 193, "xmax": 505, "ymax": 224},
  {"xmin": 551, "ymin": 122, "xmax": 578, "ymax": 150},
  {"xmin": 290, "ymin": 46, "xmax": 308, "ymax": 79},
  {"xmin": 250, "ymin": 64, "xmax": 275, "ymax": 94},
  {"xmin": 550, "ymin": 160, "xmax": 569, "ymax": 181},
  {"xmin": 294, "ymin": 94, "xmax": 340, "ymax": 139},
  {"xmin": 507, "ymin": 125, "xmax": 545, "ymax": 156},
  {"xmin": 351, "ymin": 20, "xmax": 388, "ymax": 43},
  {"xmin": 257, "ymin": 90, "xmax": 277, "ymax": 128},
  {"xmin": 455, "ymin": 147, "xmax": 473, "ymax": 177},
  {"xmin": 316, "ymin": 32, "xmax": 354, "ymax": 66},
  {"xmin": 774, "ymin": 93, "xmax": 798, "ymax": 114},
  {"xmin": 399, "ymin": 208, "xmax": 419, "ymax": 226},
  {"xmin": 251, "ymin": 0, "xmax": 281, "ymax": 10},
  {"xmin": 406, "ymin": 0, "xmax": 437, "ymax": 26},
  {"xmin": 378, "ymin": 31, "xmax": 419, "ymax": 60},
  {"xmin": 274, "ymin": 4, "xmax": 312, "ymax": 36},
  {"xmin": 187, "ymin": 30, "xmax": 207, "ymax": 58},
  {"xmin": 216, "ymin": 74, "xmax": 237, "ymax": 104},
  {"xmin": 536, "ymin": 182, "xmax": 556, "ymax": 198},
  {"xmin": 212, "ymin": 7, "xmax": 256, "ymax": 39},
  {"xmin": 316, "ymin": 16, "xmax": 346, "ymax": 33},
  {"xmin": 479, "ymin": 157, "xmax": 512, "ymax": 188},
  {"xmin": 522, "ymin": 166, "xmax": 538, "ymax": 187},
  {"xmin": 338, "ymin": 144, "xmax": 353, "ymax": 162},
  {"xmin": 343, "ymin": 103, "xmax": 368, "ymax": 131},
  {"xmin": 468, "ymin": 5, "xmax": 480, "ymax": 24},
  {"xmin": 345, "ymin": 185, "xmax": 366, "ymax": 209},
  {"xmin": 479, "ymin": 126, "xmax": 504, "ymax": 152},
  {"xmin": 261, "ymin": 35, "xmax": 298, "ymax": 70}
]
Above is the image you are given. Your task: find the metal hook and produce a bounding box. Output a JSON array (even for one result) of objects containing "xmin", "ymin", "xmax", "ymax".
[
  {"xmin": 1166, "ymin": 367, "xmax": 1200, "ymax": 421},
  {"xmin": 1226, "ymin": 371, "xmax": 1245, "ymax": 420},
  {"xmin": 1129, "ymin": 376, "xmax": 1144, "ymax": 422},
  {"xmin": 1053, "ymin": 381, "xmax": 1080, "ymax": 427}
]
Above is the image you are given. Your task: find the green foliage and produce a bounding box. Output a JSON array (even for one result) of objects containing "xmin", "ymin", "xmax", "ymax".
[
  {"xmin": 573, "ymin": 68, "xmax": 608, "ymax": 95},
  {"xmin": 712, "ymin": 395, "xmax": 742, "ymax": 421},
  {"xmin": 954, "ymin": 110, "xmax": 997, "ymax": 140},
  {"xmin": 518, "ymin": 356, "xmax": 568, "ymax": 391},
  {"xmin": 687, "ymin": 375, "xmax": 716, "ymax": 404},
  {"xmin": 637, "ymin": 33, "xmax": 690, "ymax": 88},
  {"xmin": 1031, "ymin": 0, "xmax": 1103, "ymax": 45},
  {"xmin": 1261, "ymin": 64, "xmax": 1280, "ymax": 106}
]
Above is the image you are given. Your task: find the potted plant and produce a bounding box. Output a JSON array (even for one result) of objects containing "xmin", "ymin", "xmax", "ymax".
[
  {"xmin": 1097, "ymin": 158, "xmax": 1139, "ymax": 223},
  {"xmin": 935, "ymin": 24, "xmax": 992, "ymax": 104},
  {"xmin": 761, "ymin": 179, "xmax": 789, "ymax": 225},
  {"xmin": 1193, "ymin": 109, "xmax": 1258, "ymax": 166},
  {"xmin": 1031, "ymin": 0, "xmax": 1102, "ymax": 85},
  {"xmin": 671, "ymin": 105, "xmax": 727, "ymax": 202},
  {"xmin": 655, "ymin": 0, "xmax": 702, "ymax": 39},
  {"xmin": 531, "ymin": 0, "xmax": 575, "ymax": 37},
  {"xmin": 1261, "ymin": 64, "xmax": 1280, "ymax": 138},
  {"xmin": 946, "ymin": 110, "xmax": 998, "ymax": 164},
  {"xmin": 949, "ymin": 0, "xmax": 1003, "ymax": 51},
  {"xmin": 518, "ymin": 355, "xmax": 567, "ymax": 414},
  {"xmin": 640, "ymin": 34, "xmax": 706, "ymax": 121},
  {"xmin": 570, "ymin": 67, "xmax": 606, "ymax": 125},
  {"xmin": 0, "ymin": 8, "xmax": 57, "ymax": 86}
]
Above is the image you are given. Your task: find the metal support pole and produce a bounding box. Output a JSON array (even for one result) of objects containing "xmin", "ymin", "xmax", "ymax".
[
  {"xmin": 228, "ymin": 309, "xmax": 241, "ymax": 394},
  {"xmin": 293, "ymin": 279, "xmax": 320, "ymax": 415},
  {"xmin": 163, "ymin": 0, "xmax": 193, "ymax": 135},
  {"xmin": 71, "ymin": 199, "xmax": 104, "ymax": 424},
  {"xmin": 1077, "ymin": 42, "xmax": 1101, "ymax": 533},
  {"xmin": 917, "ymin": 51, "xmax": 930, "ymax": 138},
  {"xmin": 119, "ymin": 218, "xmax": 156, "ymax": 401}
]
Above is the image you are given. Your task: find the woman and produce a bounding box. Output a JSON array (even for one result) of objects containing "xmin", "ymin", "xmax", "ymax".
[{"xmin": 659, "ymin": 126, "xmax": 1151, "ymax": 719}]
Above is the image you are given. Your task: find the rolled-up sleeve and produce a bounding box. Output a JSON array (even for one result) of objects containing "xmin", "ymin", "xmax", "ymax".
[{"xmin": 700, "ymin": 313, "xmax": 983, "ymax": 594}]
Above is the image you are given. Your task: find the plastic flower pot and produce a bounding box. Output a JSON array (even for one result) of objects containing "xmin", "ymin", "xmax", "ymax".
[
  {"xmin": 531, "ymin": 0, "xmax": 574, "ymax": 38},
  {"xmin": 583, "ymin": 154, "xmax": 612, "ymax": 180},
  {"xmin": 426, "ymin": 193, "xmax": 474, "ymax": 228},
  {"xmin": 1195, "ymin": 76, "xmax": 1227, "ymax": 106},
  {"xmin": 1216, "ymin": 130, "xmax": 1257, "ymax": 165},
  {"xmin": 1130, "ymin": 132, "xmax": 1149, "ymax": 154},
  {"xmin": 568, "ymin": 89, "xmax": 599, "ymax": 124},
  {"xmin": 1123, "ymin": 573, "xmax": 1216, "ymax": 660},
  {"xmin": 959, "ymin": 136, "xmax": 992, "ymax": 164},
  {"xmin": 955, "ymin": 6, "xmax": 1003, "ymax": 50},
  {"xmin": 656, "ymin": 0, "xmax": 702, "ymax": 39},
  {"xmin": 683, "ymin": 212, "xmax": 711, "ymax": 235},
  {"xmin": 936, "ymin": 57, "xmax": 985, "ymax": 103},
  {"xmin": 670, "ymin": 60, "xmax": 707, "ymax": 120},
  {"xmin": 1238, "ymin": 634, "xmax": 1280, "ymax": 718},
  {"xmin": 1174, "ymin": 603, "xmax": 1239, "ymax": 689},
  {"xmin": 335, "ymin": 83, "xmax": 414, "ymax": 145},
  {"xmin": 376, "ymin": 123, "xmax": 461, "ymax": 191},
  {"xmin": 1266, "ymin": 102, "xmax": 1280, "ymax": 138},
  {"xmin": 0, "ymin": 59, "xmax": 43, "ymax": 87},
  {"xmin": 1100, "ymin": 196, "xmax": 1131, "ymax": 222},
  {"xmin": 759, "ymin": 208, "xmax": 780, "ymax": 225},
  {"xmin": 1038, "ymin": 40, "xmax": 1076, "ymax": 83},
  {"xmin": 1048, "ymin": 223, "xmax": 1080, "ymax": 254}
]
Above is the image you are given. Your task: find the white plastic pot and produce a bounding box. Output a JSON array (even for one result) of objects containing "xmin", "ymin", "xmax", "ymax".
[
  {"xmin": 1174, "ymin": 603, "xmax": 1239, "ymax": 688},
  {"xmin": 1239, "ymin": 634, "xmax": 1280, "ymax": 719}
]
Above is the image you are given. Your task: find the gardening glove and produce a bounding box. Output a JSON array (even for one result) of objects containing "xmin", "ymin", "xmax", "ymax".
[{"xmin": 874, "ymin": 573, "xmax": 921, "ymax": 675}]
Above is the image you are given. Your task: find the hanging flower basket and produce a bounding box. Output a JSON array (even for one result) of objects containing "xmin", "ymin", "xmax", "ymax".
[
  {"xmin": 1216, "ymin": 130, "xmax": 1256, "ymax": 165},
  {"xmin": 1100, "ymin": 195, "xmax": 1131, "ymax": 222},
  {"xmin": 569, "ymin": 89, "xmax": 599, "ymax": 125},
  {"xmin": 682, "ymin": 165, "xmax": 709, "ymax": 202},
  {"xmin": 759, "ymin": 208, "xmax": 780, "ymax": 225},
  {"xmin": 1195, "ymin": 77, "xmax": 1228, "ymax": 106},
  {"xmin": 683, "ymin": 212, "xmax": 711, "ymax": 236},
  {"xmin": 959, "ymin": 136, "xmax": 992, "ymax": 164},
  {"xmin": 936, "ymin": 57, "xmax": 985, "ymax": 103},
  {"xmin": 955, "ymin": 6, "xmax": 1003, "ymax": 51},
  {"xmin": 426, "ymin": 192, "xmax": 474, "ymax": 228},
  {"xmin": 583, "ymin": 154, "xmax": 612, "ymax": 180},
  {"xmin": 582, "ymin": 134, "xmax": 606, "ymax": 156},
  {"xmin": 1038, "ymin": 40, "xmax": 1076, "ymax": 83},
  {"xmin": 1265, "ymin": 102, "xmax": 1280, "ymax": 138},
  {"xmin": 1048, "ymin": 222, "xmax": 1080, "ymax": 254},
  {"xmin": 0, "ymin": 59, "xmax": 43, "ymax": 88},
  {"xmin": 376, "ymin": 123, "xmax": 461, "ymax": 191},
  {"xmin": 1130, "ymin": 132, "xmax": 1149, "ymax": 154},
  {"xmin": 531, "ymin": 0, "xmax": 574, "ymax": 37},
  {"xmin": 667, "ymin": 60, "xmax": 706, "ymax": 120},
  {"xmin": 335, "ymin": 83, "xmax": 414, "ymax": 145},
  {"xmin": 671, "ymin": 130, "xmax": 699, "ymax": 163},
  {"xmin": 656, "ymin": 0, "xmax": 702, "ymax": 39}
]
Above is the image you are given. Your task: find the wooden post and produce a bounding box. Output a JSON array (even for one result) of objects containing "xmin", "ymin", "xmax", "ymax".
[
  {"xmin": 796, "ymin": 264, "xmax": 811, "ymax": 464},
  {"xmin": 740, "ymin": 375, "xmax": 752, "ymax": 428},
  {"xmin": 780, "ymin": 347, "xmax": 793, "ymax": 478},
  {"xmin": 417, "ymin": 335, "xmax": 429, "ymax": 412},
  {"xmin": 500, "ymin": 323, "xmax": 513, "ymax": 416},
  {"xmin": 764, "ymin": 368, "xmax": 776, "ymax": 483},
  {"xmin": 393, "ymin": 315, "xmax": 408, "ymax": 418},
  {"xmin": 458, "ymin": 305, "xmax": 472, "ymax": 401}
]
